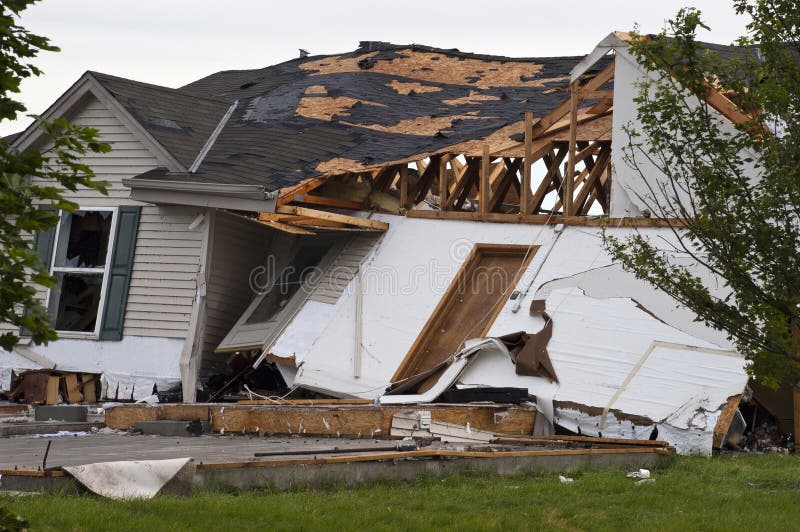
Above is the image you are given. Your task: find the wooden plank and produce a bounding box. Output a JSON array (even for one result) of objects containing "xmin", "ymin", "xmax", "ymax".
[
  {"xmin": 399, "ymin": 164, "xmax": 409, "ymax": 209},
  {"xmin": 530, "ymin": 147, "xmax": 567, "ymax": 212},
  {"xmin": 278, "ymin": 175, "xmax": 329, "ymax": 204},
  {"xmin": 713, "ymin": 394, "xmax": 742, "ymax": 448},
  {"xmin": 488, "ymin": 158, "xmax": 521, "ymax": 212},
  {"xmin": 564, "ymin": 82, "xmax": 579, "ymax": 216},
  {"xmin": 261, "ymin": 219, "xmax": 316, "ymax": 235},
  {"xmin": 293, "ymin": 194, "xmax": 365, "ymax": 210},
  {"xmin": 197, "ymin": 446, "xmax": 672, "ymax": 471},
  {"xmin": 45, "ymin": 376, "xmax": 60, "ymax": 405},
  {"xmin": 498, "ymin": 434, "xmax": 671, "ymax": 448},
  {"xmin": 276, "ymin": 205, "xmax": 389, "ymax": 230},
  {"xmin": 572, "ymin": 145, "xmax": 611, "ymax": 214},
  {"xmin": 81, "ymin": 374, "xmax": 97, "ymax": 404},
  {"xmin": 438, "ymin": 155, "xmax": 450, "ymax": 211},
  {"xmin": 529, "ymin": 60, "xmax": 615, "ymax": 140},
  {"xmin": 63, "ymin": 374, "xmax": 81, "ymax": 404},
  {"xmin": 480, "ymin": 145, "xmax": 491, "ymax": 213},
  {"xmin": 521, "ymin": 112, "xmax": 533, "ymax": 214},
  {"xmin": 237, "ymin": 399, "xmax": 374, "ymax": 406},
  {"xmin": 405, "ymin": 209, "xmax": 687, "ymax": 227}
]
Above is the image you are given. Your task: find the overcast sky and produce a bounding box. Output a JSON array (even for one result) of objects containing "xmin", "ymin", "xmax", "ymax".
[{"xmin": 2, "ymin": 0, "xmax": 750, "ymax": 136}]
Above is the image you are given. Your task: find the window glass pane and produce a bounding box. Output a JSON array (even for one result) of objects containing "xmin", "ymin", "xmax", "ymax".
[
  {"xmin": 53, "ymin": 210, "xmax": 113, "ymax": 268},
  {"xmin": 49, "ymin": 272, "xmax": 104, "ymax": 332}
]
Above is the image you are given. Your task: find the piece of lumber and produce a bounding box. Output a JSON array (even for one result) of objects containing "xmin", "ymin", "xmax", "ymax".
[
  {"xmin": 564, "ymin": 82, "xmax": 579, "ymax": 216},
  {"xmin": 572, "ymin": 145, "xmax": 611, "ymax": 214},
  {"xmin": 529, "ymin": 60, "xmax": 615, "ymax": 139},
  {"xmin": 45, "ymin": 376, "xmax": 60, "ymax": 405},
  {"xmin": 530, "ymin": 147, "xmax": 567, "ymax": 212},
  {"xmin": 260, "ymin": 220, "xmax": 316, "ymax": 235},
  {"xmin": 276, "ymin": 205, "xmax": 389, "ymax": 230},
  {"xmin": 480, "ymin": 145, "xmax": 491, "ymax": 213},
  {"xmin": 278, "ymin": 176, "xmax": 328, "ymax": 204},
  {"xmin": 713, "ymin": 394, "xmax": 743, "ymax": 448},
  {"xmin": 521, "ymin": 112, "xmax": 533, "ymax": 214},
  {"xmin": 497, "ymin": 434, "xmax": 671, "ymax": 447},
  {"xmin": 80, "ymin": 374, "xmax": 97, "ymax": 404},
  {"xmin": 405, "ymin": 209, "xmax": 687, "ymax": 227},
  {"xmin": 437, "ymin": 155, "xmax": 449, "ymax": 210},
  {"xmin": 237, "ymin": 399, "xmax": 374, "ymax": 406},
  {"xmin": 63, "ymin": 373, "xmax": 81, "ymax": 404},
  {"xmin": 293, "ymin": 194, "xmax": 365, "ymax": 210},
  {"xmin": 399, "ymin": 164, "xmax": 409, "ymax": 209}
]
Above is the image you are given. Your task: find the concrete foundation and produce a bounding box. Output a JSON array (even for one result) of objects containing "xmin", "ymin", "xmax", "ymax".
[
  {"xmin": 35, "ymin": 405, "xmax": 88, "ymax": 423},
  {"xmin": 0, "ymin": 432, "xmax": 674, "ymax": 494},
  {"xmin": 133, "ymin": 420, "xmax": 210, "ymax": 437}
]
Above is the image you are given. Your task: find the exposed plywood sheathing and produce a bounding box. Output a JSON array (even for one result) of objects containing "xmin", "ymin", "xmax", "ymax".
[
  {"xmin": 386, "ymin": 80, "xmax": 443, "ymax": 95},
  {"xmin": 299, "ymin": 51, "xmax": 549, "ymax": 89},
  {"xmin": 103, "ymin": 403, "xmax": 537, "ymax": 437}
]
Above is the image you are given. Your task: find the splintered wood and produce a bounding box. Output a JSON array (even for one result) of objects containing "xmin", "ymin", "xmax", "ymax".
[{"xmin": 8, "ymin": 370, "xmax": 100, "ymax": 405}]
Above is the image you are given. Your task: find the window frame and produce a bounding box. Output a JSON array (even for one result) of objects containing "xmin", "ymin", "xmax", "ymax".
[{"xmin": 46, "ymin": 206, "xmax": 120, "ymax": 339}]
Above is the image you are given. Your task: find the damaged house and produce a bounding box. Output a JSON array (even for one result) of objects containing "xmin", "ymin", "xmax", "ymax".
[{"xmin": 1, "ymin": 33, "xmax": 764, "ymax": 454}]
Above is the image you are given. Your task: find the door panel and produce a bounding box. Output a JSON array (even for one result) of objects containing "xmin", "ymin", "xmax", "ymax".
[{"xmin": 393, "ymin": 244, "xmax": 537, "ymax": 381}]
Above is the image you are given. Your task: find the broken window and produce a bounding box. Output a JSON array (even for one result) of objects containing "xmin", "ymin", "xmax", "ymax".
[{"xmin": 48, "ymin": 209, "xmax": 116, "ymax": 335}]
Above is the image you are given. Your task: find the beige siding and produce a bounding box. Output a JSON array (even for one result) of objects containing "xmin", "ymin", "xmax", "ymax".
[
  {"xmin": 3, "ymin": 94, "xmax": 205, "ymax": 341},
  {"xmin": 125, "ymin": 205, "xmax": 205, "ymax": 340},
  {"xmin": 200, "ymin": 212, "xmax": 274, "ymax": 375},
  {"xmin": 30, "ymin": 94, "xmax": 160, "ymax": 206}
]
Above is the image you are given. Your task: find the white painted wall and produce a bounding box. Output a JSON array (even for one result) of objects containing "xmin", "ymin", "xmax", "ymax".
[
  {"xmin": 609, "ymin": 49, "xmax": 760, "ymax": 217},
  {"xmin": 289, "ymin": 214, "xmax": 731, "ymax": 396}
]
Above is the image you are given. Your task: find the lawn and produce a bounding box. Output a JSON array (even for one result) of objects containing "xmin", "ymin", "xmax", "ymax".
[{"xmin": 2, "ymin": 454, "xmax": 799, "ymax": 531}]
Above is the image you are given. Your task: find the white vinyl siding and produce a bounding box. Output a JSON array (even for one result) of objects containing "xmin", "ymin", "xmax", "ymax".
[
  {"xmin": 309, "ymin": 234, "xmax": 382, "ymax": 304},
  {"xmin": 200, "ymin": 211, "xmax": 275, "ymax": 375},
  {"xmin": 29, "ymin": 94, "xmax": 160, "ymax": 206},
  {"xmin": 124, "ymin": 205, "xmax": 205, "ymax": 339}
]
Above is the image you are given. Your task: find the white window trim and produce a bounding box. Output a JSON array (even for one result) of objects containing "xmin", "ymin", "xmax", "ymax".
[{"xmin": 46, "ymin": 206, "xmax": 119, "ymax": 339}]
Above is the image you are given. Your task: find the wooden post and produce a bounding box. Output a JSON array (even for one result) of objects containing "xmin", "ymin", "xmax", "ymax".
[
  {"xmin": 794, "ymin": 386, "xmax": 800, "ymax": 446},
  {"xmin": 480, "ymin": 145, "xmax": 490, "ymax": 214},
  {"xmin": 521, "ymin": 112, "xmax": 533, "ymax": 215},
  {"xmin": 399, "ymin": 164, "xmax": 408, "ymax": 210},
  {"xmin": 564, "ymin": 82, "xmax": 579, "ymax": 216},
  {"xmin": 439, "ymin": 155, "xmax": 449, "ymax": 211}
]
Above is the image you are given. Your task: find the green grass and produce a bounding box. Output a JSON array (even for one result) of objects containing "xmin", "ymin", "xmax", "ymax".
[{"xmin": 2, "ymin": 455, "xmax": 799, "ymax": 531}]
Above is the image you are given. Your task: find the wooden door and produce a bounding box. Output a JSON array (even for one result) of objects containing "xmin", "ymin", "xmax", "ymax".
[{"xmin": 393, "ymin": 244, "xmax": 537, "ymax": 381}]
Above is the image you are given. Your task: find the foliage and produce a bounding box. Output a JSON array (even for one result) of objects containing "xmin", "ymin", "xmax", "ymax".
[
  {"xmin": 0, "ymin": 0, "xmax": 110, "ymax": 350},
  {"xmin": 604, "ymin": 1, "xmax": 800, "ymax": 386},
  {"xmin": 0, "ymin": 505, "xmax": 27, "ymax": 532},
  {"xmin": 2, "ymin": 455, "xmax": 800, "ymax": 531}
]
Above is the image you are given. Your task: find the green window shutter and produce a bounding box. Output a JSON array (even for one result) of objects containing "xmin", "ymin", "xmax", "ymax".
[
  {"xmin": 20, "ymin": 206, "xmax": 57, "ymax": 337},
  {"xmin": 99, "ymin": 206, "xmax": 141, "ymax": 341}
]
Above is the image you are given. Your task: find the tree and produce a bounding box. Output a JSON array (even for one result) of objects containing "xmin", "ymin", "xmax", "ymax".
[
  {"xmin": 604, "ymin": 1, "xmax": 800, "ymax": 387},
  {"xmin": 0, "ymin": 0, "xmax": 109, "ymax": 350}
]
